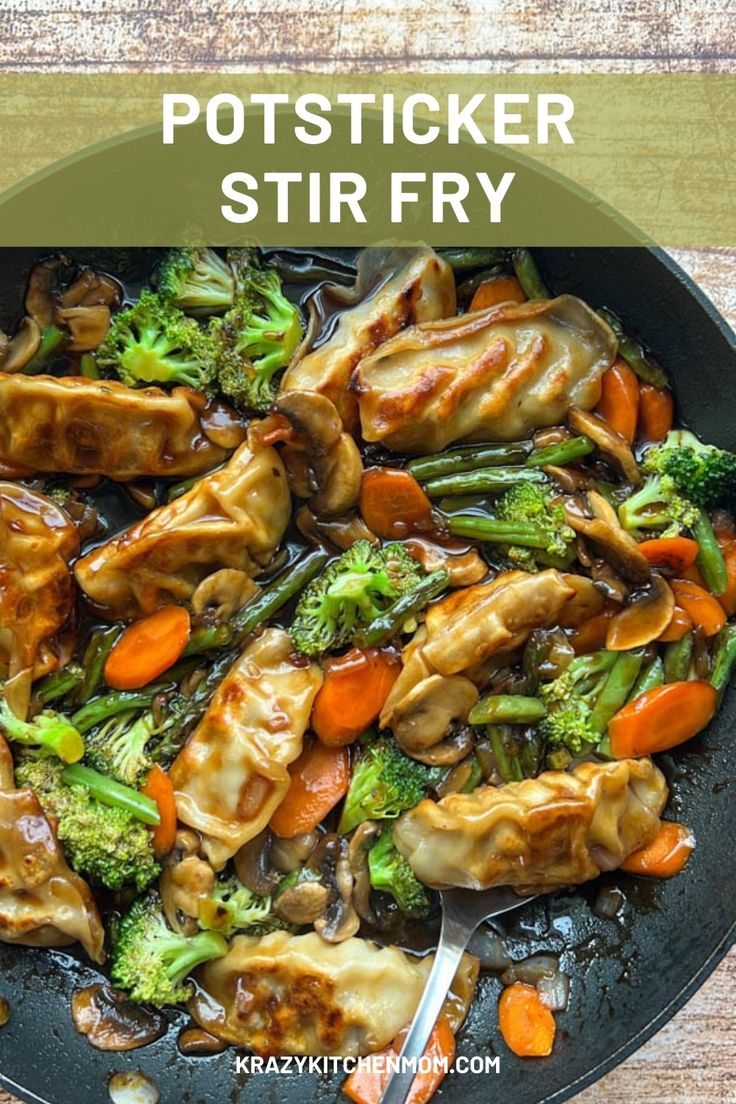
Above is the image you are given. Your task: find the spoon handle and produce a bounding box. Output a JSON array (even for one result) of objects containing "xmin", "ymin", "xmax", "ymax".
[{"xmin": 378, "ymin": 909, "xmax": 472, "ymax": 1104}]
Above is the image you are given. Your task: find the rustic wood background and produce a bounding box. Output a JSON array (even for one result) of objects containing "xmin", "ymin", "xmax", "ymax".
[{"xmin": 0, "ymin": 3, "xmax": 734, "ymax": 1102}]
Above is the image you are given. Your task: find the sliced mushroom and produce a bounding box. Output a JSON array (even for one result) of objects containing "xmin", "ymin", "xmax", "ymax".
[
  {"xmin": 543, "ymin": 464, "xmax": 593, "ymax": 493},
  {"xmin": 565, "ymin": 491, "xmax": 651, "ymax": 583},
  {"xmin": 274, "ymin": 877, "xmax": 331, "ymax": 925},
  {"xmin": 309, "ymin": 432, "xmax": 363, "ymax": 516},
  {"xmin": 270, "ymin": 830, "xmax": 320, "ymax": 873},
  {"xmin": 556, "ymin": 574, "xmax": 605, "ymax": 627},
  {"xmin": 275, "ymin": 390, "xmax": 342, "ymax": 455},
  {"xmin": 391, "ymin": 673, "xmax": 479, "ymax": 755},
  {"xmin": 281, "ymin": 443, "xmax": 315, "ymax": 499},
  {"xmin": 25, "ymin": 255, "xmax": 71, "ymax": 328},
  {"xmin": 606, "ymin": 574, "xmax": 675, "ymax": 651},
  {"xmin": 160, "ymin": 830, "xmax": 215, "ymax": 935},
  {"xmin": 408, "ymin": 725, "xmax": 475, "ymax": 767},
  {"xmin": 275, "ymin": 390, "xmax": 363, "ymax": 517},
  {"xmin": 57, "ymin": 304, "xmax": 110, "ymax": 352},
  {"xmin": 296, "ymin": 506, "xmax": 379, "ymax": 551},
  {"xmin": 405, "ymin": 539, "xmax": 488, "ymax": 588},
  {"xmin": 569, "ymin": 406, "xmax": 641, "ymax": 485},
  {"xmin": 314, "ymin": 843, "xmax": 360, "ymax": 943},
  {"xmin": 233, "ymin": 829, "xmax": 281, "ymax": 896},
  {"xmin": 191, "ymin": 569, "xmax": 259, "ymax": 621},
  {"xmin": 72, "ymin": 985, "xmax": 165, "ymax": 1052},
  {"xmin": 61, "ymin": 268, "xmax": 122, "ymax": 310},
  {"xmin": 348, "ymin": 821, "xmax": 381, "ymax": 924},
  {"xmin": 2, "ymin": 317, "xmax": 41, "ymax": 372}
]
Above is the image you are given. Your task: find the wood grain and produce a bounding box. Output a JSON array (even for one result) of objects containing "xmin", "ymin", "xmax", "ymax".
[{"xmin": 0, "ymin": 4, "xmax": 734, "ymax": 1103}]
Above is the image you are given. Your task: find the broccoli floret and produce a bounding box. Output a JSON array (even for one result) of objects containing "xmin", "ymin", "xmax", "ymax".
[
  {"xmin": 197, "ymin": 875, "xmax": 273, "ymax": 938},
  {"xmin": 96, "ymin": 290, "xmax": 215, "ymax": 392},
  {"xmin": 0, "ymin": 697, "xmax": 84, "ymax": 763},
  {"xmin": 338, "ymin": 735, "xmax": 442, "ymax": 834},
  {"xmin": 14, "ymin": 757, "xmax": 159, "ymax": 892},
  {"xmin": 495, "ymin": 482, "xmax": 576, "ymax": 569},
  {"xmin": 368, "ymin": 825, "xmax": 430, "ymax": 918},
  {"xmin": 618, "ymin": 474, "xmax": 700, "ymax": 537},
  {"xmin": 210, "ymin": 261, "xmax": 302, "ymax": 413},
  {"xmin": 537, "ymin": 651, "xmax": 618, "ymax": 756},
  {"xmin": 156, "ymin": 247, "xmax": 236, "ymax": 316},
  {"xmin": 84, "ymin": 709, "xmax": 170, "ymax": 786},
  {"xmin": 290, "ymin": 541, "xmax": 424, "ymax": 657},
  {"xmin": 111, "ymin": 893, "xmax": 228, "ymax": 1007},
  {"xmin": 643, "ymin": 429, "xmax": 736, "ymax": 510}
]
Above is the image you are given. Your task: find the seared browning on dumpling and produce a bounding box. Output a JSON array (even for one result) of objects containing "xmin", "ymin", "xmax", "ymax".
[
  {"xmin": 395, "ymin": 758, "xmax": 668, "ymax": 891},
  {"xmin": 74, "ymin": 430, "xmax": 291, "ymax": 620},
  {"xmin": 281, "ymin": 247, "xmax": 456, "ymax": 428},
  {"xmin": 0, "ymin": 373, "xmax": 229, "ymax": 480},
  {"xmin": 354, "ymin": 295, "xmax": 617, "ymax": 452},
  {"xmin": 190, "ymin": 930, "xmax": 478, "ymax": 1056}
]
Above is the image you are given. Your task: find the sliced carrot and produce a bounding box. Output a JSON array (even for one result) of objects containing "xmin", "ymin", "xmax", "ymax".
[
  {"xmin": 670, "ymin": 578, "xmax": 727, "ymax": 637},
  {"xmin": 343, "ymin": 1016, "xmax": 456, "ymax": 1104},
  {"xmin": 638, "ymin": 384, "xmax": 674, "ymax": 443},
  {"xmin": 595, "ymin": 359, "xmax": 640, "ymax": 444},
  {"xmin": 312, "ymin": 648, "xmax": 401, "ymax": 747},
  {"xmin": 359, "ymin": 468, "xmax": 433, "ymax": 540},
  {"xmin": 609, "ymin": 681, "xmax": 718, "ymax": 758},
  {"xmin": 104, "ymin": 605, "xmax": 191, "ymax": 690},
  {"xmin": 568, "ymin": 608, "xmax": 615, "ymax": 654},
  {"xmin": 470, "ymin": 275, "xmax": 526, "ymax": 311},
  {"xmin": 712, "ymin": 512, "xmax": 736, "ymax": 616},
  {"xmin": 141, "ymin": 765, "xmax": 177, "ymax": 858},
  {"xmin": 621, "ymin": 821, "xmax": 695, "ymax": 879},
  {"xmin": 637, "ymin": 537, "xmax": 699, "ymax": 573},
  {"xmin": 658, "ymin": 605, "xmax": 692, "ymax": 642},
  {"xmin": 498, "ymin": 982, "xmax": 556, "ymax": 1058},
  {"xmin": 269, "ymin": 740, "xmax": 349, "ymax": 839},
  {"xmin": 250, "ymin": 412, "xmax": 297, "ymax": 446}
]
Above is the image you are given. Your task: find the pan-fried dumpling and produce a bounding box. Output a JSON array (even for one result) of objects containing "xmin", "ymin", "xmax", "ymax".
[
  {"xmin": 0, "ymin": 483, "xmax": 79, "ymax": 718},
  {"xmin": 281, "ymin": 247, "xmax": 456, "ymax": 428},
  {"xmin": 170, "ymin": 629, "xmax": 322, "ymax": 869},
  {"xmin": 354, "ymin": 295, "xmax": 617, "ymax": 452},
  {"xmin": 0, "ymin": 373, "xmax": 230, "ymax": 480},
  {"xmin": 74, "ymin": 430, "xmax": 290, "ymax": 620},
  {"xmin": 0, "ymin": 736, "xmax": 104, "ymax": 962},
  {"xmin": 190, "ymin": 930, "xmax": 478, "ymax": 1056},
  {"xmin": 395, "ymin": 758, "xmax": 668, "ymax": 891},
  {"xmin": 380, "ymin": 571, "xmax": 576, "ymax": 752}
]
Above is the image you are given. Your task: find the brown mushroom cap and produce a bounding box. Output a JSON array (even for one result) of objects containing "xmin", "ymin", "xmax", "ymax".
[
  {"xmin": 275, "ymin": 390, "xmax": 342, "ymax": 455},
  {"xmin": 233, "ymin": 829, "xmax": 281, "ymax": 896},
  {"xmin": 565, "ymin": 491, "xmax": 651, "ymax": 583},
  {"xmin": 274, "ymin": 879, "xmax": 331, "ymax": 925},
  {"xmin": 392, "ymin": 674, "xmax": 479, "ymax": 755},
  {"xmin": 569, "ymin": 406, "xmax": 641, "ymax": 485},
  {"xmin": 1, "ymin": 317, "xmax": 41, "ymax": 373},
  {"xmin": 606, "ymin": 574, "xmax": 675, "ymax": 651},
  {"xmin": 310, "ymin": 432, "xmax": 363, "ymax": 516},
  {"xmin": 296, "ymin": 505, "xmax": 379, "ymax": 551}
]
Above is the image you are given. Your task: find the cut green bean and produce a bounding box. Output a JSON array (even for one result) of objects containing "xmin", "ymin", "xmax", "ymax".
[
  {"xmin": 438, "ymin": 247, "xmax": 507, "ymax": 271},
  {"xmin": 628, "ymin": 655, "xmax": 664, "ymax": 701},
  {"xmin": 598, "ymin": 308, "xmax": 669, "ymax": 388},
  {"xmin": 232, "ymin": 548, "xmax": 330, "ymax": 644},
  {"xmin": 693, "ymin": 509, "xmax": 728, "ymax": 596},
  {"xmin": 448, "ymin": 514, "xmax": 552, "ymax": 548},
  {"xmin": 35, "ymin": 664, "xmax": 85, "ymax": 705},
  {"xmin": 407, "ymin": 441, "xmax": 532, "ymax": 482},
  {"xmin": 469, "ymin": 694, "xmax": 546, "ymax": 726},
  {"xmin": 424, "ymin": 466, "xmax": 547, "ymax": 498},
  {"xmin": 590, "ymin": 651, "xmax": 644, "ymax": 734},
  {"xmin": 182, "ymin": 622, "xmax": 236, "ymax": 657},
  {"xmin": 70, "ymin": 626, "xmax": 120, "ymax": 706},
  {"xmin": 487, "ymin": 725, "xmax": 524, "ymax": 783},
  {"xmin": 710, "ymin": 624, "xmax": 736, "ymax": 699},
  {"xmin": 353, "ymin": 569, "xmax": 449, "ymax": 649},
  {"xmin": 511, "ymin": 248, "xmax": 550, "ymax": 300},
  {"xmin": 663, "ymin": 633, "xmax": 694, "ymax": 683},
  {"xmin": 79, "ymin": 352, "xmax": 100, "ymax": 379},
  {"xmin": 526, "ymin": 436, "xmax": 595, "ymax": 469},
  {"xmin": 62, "ymin": 764, "xmax": 160, "ymax": 825},
  {"xmin": 71, "ymin": 688, "xmax": 162, "ymax": 734},
  {"xmin": 23, "ymin": 325, "xmax": 70, "ymax": 375}
]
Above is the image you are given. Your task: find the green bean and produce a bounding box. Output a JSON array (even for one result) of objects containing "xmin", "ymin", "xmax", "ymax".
[
  {"xmin": 469, "ymin": 694, "xmax": 546, "ymax": 726},
  {"xmin": 693, "ymin": 509, "xmax": 728, "ymax": 596},
  {"xmin": 487, "ymin": 725, "xmax": 524, "ymax": 783},
  {"xmin": 589, "ymin": 651, "xmax": 644, "ymax": 734},
  {"xmin": 663, "ymin": 633, "xmax": 694, "ymax": 683},
  {"xmin": 628, "ymin": 655, "xmax": 664, "ymax": 701},
  {"xmin": 232, "ymin": 548, "xmax": 330, "ymax": 645},
  {"xmin": 182, "ymin": 622, "xmax": 236, "ymax": 657},
  {"xmin": 597, "ymin": 308, "xmax": 669, "ymax": 388},
  {"xmin": 62, "ymin": 764, "xmax": 160, "ymax": 825},
  {"xmin": 71, "ymin": 688, "xmax": 161, "ymax": 735},
  {"xmin": 34, "ymin": 664, "xmax": 84, "ymax": 705},
  {"xmin": 460, "ymin": 754, "xmax": 484, "ymax": 793},
  {"xmin": 437, "ymin": 247, "xmax": 507, "ymax": 271},
  {"xmin": 448, "ymin": 514, "xmax": 551, "ymax": 548},
  {"xmin": 23, "ymin": 325, "xmax": 70, "ymax": 375},
  {"xmin": 353, "ymin": 569, "xmax": 449, "ymax": 649},
  {"xmin": 79, "ymin": 352, "xmax": 100, "ymax": 379},
  {"xmin": 407, "ymin": 441, "xmax": 532, "ymax": 482},
  {"xmin": 710, "ymin": 624, "xmax": 736, "ymax": 699},
  {"xmin": 526, "ymin": 436, "xmax": 595, "ymax": 468},
  {"xmin": 511, "ymin": 248, "xmax": 550, "ymax": 299},
  {"xmin": 436, "ymin": 495, "xmax": 486, "ymax": 515},
  {"xmin": 424, "ymin": 466, "xmax": 547, "ymax": 499},
  {"xmin": 70, "ymin": 626, "xmax": 120, "ymax": 706}
]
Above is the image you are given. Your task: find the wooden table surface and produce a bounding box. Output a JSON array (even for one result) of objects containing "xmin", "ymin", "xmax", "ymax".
[{"xmin": 0, "ymin": 4, "xmax": 734, "ymax": 1102}]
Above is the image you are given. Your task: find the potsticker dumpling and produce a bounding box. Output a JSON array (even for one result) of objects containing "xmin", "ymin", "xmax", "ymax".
[
  {"xmin": 170, "ymin": 629, "xmax": 322, "ymax": 869},
  {"xmin": 74, "ymin": 430, "xmax": 290, "ymax": 620},
  {"xmin": 380, "ymin": 570, "xmax": 576, "ymax": 752},
  {"xmin": 395, "ymin": 758, "xmax": 668, "ymax": 891},
  {"xmin": 281, "ymin": 247, "xmax": 456, "ymax": 428},
  {"xmin": 0, "ymin": 737, "xmax": 104, "ymax": 962},
  {"xmin": 190, "ymin": 930, "xmax": 478, "ymax": 1056},
  {"xmin": 0, "ymin": 483, "xmax": 79, "ymax": 717},
  {"xmin": 0, "ymin": 373, "xmax": 230, "ymax": 480},
  {"xmin": 354, "ymin": 295, "xmax": 617, "ymax": 452}
]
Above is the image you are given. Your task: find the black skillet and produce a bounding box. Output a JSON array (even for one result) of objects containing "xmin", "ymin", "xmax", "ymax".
[{"xmin": 0, "ymin": 246, "xmax": 733, "ymax": 1104}]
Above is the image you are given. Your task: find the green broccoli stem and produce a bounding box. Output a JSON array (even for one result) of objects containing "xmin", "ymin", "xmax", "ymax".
[
  {"xmin": 406, "ymin": 441, "xmax": 532, "ymax": 482},
  {"xmin": 487, "ymin": 725, "xmax": 524, "ymax": 783},
  {"xmin": 0, "ymin": 700, "xmax": 85, "ymax": 764},
  {"xmin": 22, "ymin": 325, "xmax": 70, "ymax": 375},
  {"xmin": 589, "ymin": 651, "xmax": 645, "ymax": 735},
  {"xmin": 663, "ymin": 633, "xmax": 694, "ymax": 683},
  {"xmin": 70, "ymin": 626, "xmax": 121, "ymax": 706},
  {"xmin": 62, "ymin": 763, "xmax": 160, "ymax": 825},
  {"xmin": 164, "ymin": 931, "xmax": 229, "ymax": 984},
  {"xmin": 511, "ymin": 249, "xmax": 550, "ymax": 299},
  {"xmin": 469, "ymin": 695, "xmax": 547, "ymax": 726},
  {"xmin": 438, "ymin": 247, "xmax": 508, "ymax": 271},
  {"xmin": 692, "ymin": 509, "xmax": 728, "ymax": 596},
  {"xmin": 447, "ymin": 514, "xmax": 554, "ymax": 548},
  {"xmin": 34, "ymin": 665, "xmax": 85, "ymax": 705},
  {"xmin": 710, "ymin": 624, "xmax": 736, "ymax": 700},
  {"xmin": 352, "ymin": 569, "xmax": 450, "ymax": 649},
  {"xmin": 424, "ymin": 466, "xmax": 547, "ymax": 498},
  {"xmin": 597, "ymin": 309, "xmax": 669, "ymax": 388},
  {"xmin": 71, "ymin": 688, "xmax": 162, "ymax": 734},
  {"xmin": 627, "ymin": 655, "xmax": 664, "ymax": 701},
  {"xmin": 526, "ymin": 436, "xmax": 595, "ymax": 469}
]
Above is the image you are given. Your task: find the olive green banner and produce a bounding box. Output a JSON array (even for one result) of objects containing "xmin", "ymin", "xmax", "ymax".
[{"xmin": 0, "ymin": 74, "xmax": 733, "ymax": 246}]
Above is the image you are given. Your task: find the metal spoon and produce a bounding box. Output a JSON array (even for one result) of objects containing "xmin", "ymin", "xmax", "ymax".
[{"xmin": 378, "ymin": 886, "xmax": 538, "ymax": 1104}]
